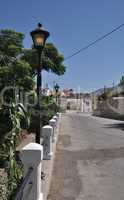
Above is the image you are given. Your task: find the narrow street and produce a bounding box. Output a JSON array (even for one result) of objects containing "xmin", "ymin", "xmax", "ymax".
[{"xmin": 48, "ymin": 112, "xmax": 124, "ymax": 200}]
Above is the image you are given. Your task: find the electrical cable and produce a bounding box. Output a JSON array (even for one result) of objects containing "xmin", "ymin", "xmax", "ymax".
[{"xmin": 64, "ymin": 23, "xmax": 124, "ymax": 61}]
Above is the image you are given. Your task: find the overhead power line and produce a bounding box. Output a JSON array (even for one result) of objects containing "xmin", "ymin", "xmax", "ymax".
[{"xmin": 64, "ymin": 23, "xmax": 124, "ymax": 61}]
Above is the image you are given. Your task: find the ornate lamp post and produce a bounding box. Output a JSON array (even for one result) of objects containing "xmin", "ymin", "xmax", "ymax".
[
  {"xmin": 54, "ymin": 83, "xmax": 60, "ymax": 104},
  {"xmin": 30, "ymin": 23, "xmax": 50, "ymax": 143}
]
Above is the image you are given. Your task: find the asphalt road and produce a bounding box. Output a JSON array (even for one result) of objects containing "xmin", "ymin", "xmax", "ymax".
[{"xmin": 48, "ymin": 112, "xmax": 124, "ymax": 200}]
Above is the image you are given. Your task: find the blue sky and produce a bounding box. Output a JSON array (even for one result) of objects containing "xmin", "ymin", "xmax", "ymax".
[{"xmin": 1, "ymin": 0, "xmax": 124, "ymax": 92}]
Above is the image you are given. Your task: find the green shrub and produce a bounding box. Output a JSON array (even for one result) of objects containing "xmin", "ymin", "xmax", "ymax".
[
  {"xmin": 0, "ymin": 103, "xmax": 29, "ymax": 199},
  {"xmin": 28, "ymin": 96, "xmax": 60, "ymax": 132}
]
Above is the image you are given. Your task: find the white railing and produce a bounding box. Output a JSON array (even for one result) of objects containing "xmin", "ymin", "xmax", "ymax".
[{"xmin": 17, "ymin": 112, "xmax": 61, "ymax": 200}]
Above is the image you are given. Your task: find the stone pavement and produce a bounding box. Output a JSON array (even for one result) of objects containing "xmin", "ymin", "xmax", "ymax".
[{"xmin": 47, "ymin": 111, "xmax": 124, "ymax": 200}]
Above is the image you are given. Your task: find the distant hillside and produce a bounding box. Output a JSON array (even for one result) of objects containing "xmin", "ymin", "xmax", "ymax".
[
  {"xmin": 91, "ymin": 87, "xmax": 111, "ymax": 96},
  {"xmin": 92, "ymin": 85, "xmax": 122, "ymax": 96}
]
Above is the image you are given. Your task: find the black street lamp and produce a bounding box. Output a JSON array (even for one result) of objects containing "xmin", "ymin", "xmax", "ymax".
[
  {"xmin": 30, "ymin": 23, "xmax": 50, "ymax": 143},
  {"xmin": 54, "ymin": 83, "xmax": 60, "ymax": 104}
]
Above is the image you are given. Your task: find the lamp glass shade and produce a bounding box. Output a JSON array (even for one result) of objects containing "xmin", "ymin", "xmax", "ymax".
[
  {"xmin": 34, "ymin": 33, "xmax": 45, "ymax": 46},
  {"xmin": 30, "ymin": 24, "xmax": 50, "ymax": 50}
]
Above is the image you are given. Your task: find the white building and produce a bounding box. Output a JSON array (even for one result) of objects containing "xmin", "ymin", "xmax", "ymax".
[{"xmin": 81, "ymin": 97, "xmax": 92, "ymax": 113}]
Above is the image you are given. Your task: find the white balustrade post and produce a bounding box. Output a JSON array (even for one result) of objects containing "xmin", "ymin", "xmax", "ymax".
[
  {"xmin": 42, "ymin": 125, "xmax": 53, "ymax": 160},
  {"xmin": 21, "ymin": 143, "xmax": 43, "ymax": 200},
  {"xmin": 53, "ymin": 115, "xmax": 58, "ymax": 121},
  {"xmin": 56, "ymin": 112, "xmax": 60, "ymax": 118},
  {"xmin": 56, "ymin": 112, "xmax": 61, "ymax": 119},
  {"xmin": 53, "ymin": 116, "xmax": 58, "ymax": 124},
  {"xmin": 53, "ymin": 115, "xmax": 58, "ymax": 131},
  {"xmin": 49, "ymin": 119, "xmax": 56, "ymax": 142}
]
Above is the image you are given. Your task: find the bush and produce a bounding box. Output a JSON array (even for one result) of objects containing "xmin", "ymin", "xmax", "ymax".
[
  {"xmin": 0, "ymin": 103, "xmax": 29, "ymax": 199},
  {"xmin": 98, "ymin": 91, "xmax": 110, "ymax": 101},
  {"xmin": 28, "ymin": 96, "xmax": 60, "ymax": 132},
  {"xmin": 0, "ymin": 106, "xmax": 13, "ymax": 144}
]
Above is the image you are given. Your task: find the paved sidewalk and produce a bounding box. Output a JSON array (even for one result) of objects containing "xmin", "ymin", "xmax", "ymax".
[
  {"xmin": 47, "ymin": 112, "xmax": 124, "ymax": 200},
  {"xmin": 47, "ymin": 112, "xmax": 83, "ymax": 200}
]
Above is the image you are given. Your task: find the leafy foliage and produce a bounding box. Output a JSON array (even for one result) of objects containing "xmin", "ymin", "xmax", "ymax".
[
  {"xmin": 119, "ymin": 76, "xmax": 124, "ymax": 94},
  {"xmin": 0, "ymin": 60, "xmax": 35, "ymax": 92},
  {"xmin": 0, "ymin": 103, "xmax": 29, "ymax": 199},
  {"xmin": 0, "ymin": 29, "xmax": 24, "ymax": 58},
  {"xmin": 119, "ymin": 76, "xmax": 124, "ymax": 86},
  {"xmin": 0, "ymin": 28, "xmax": 65, "ymax": 199},
  {"xmin": 22, "ymin": 43, "xmax": 66, "ymax": 75},
  {"xmin": 29, "ymin": 96, "xmax": 60, "ymax": 132},
  {"xmin": 98, "ymin": 91, "xmax": 110, "ymax": 101}
]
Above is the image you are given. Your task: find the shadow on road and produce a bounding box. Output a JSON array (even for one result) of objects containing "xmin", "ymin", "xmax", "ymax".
[{"xmin": 104, "ymin": 123, "xmax": 124, "ymax": 131}]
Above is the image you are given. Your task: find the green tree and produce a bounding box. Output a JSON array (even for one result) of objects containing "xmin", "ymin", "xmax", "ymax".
[
  {"xmin": 119, "ymin": 76, "xmax": 124, "ymax": 94},
  {"xmin": 119, "ymin": 76, "xmax": 124, "ymax": 85},
  {"xmin": 0, "ymin": 29, "xmax": 34, "ymax": 97},
  {"xmin": 0, "ymin": 60, "xmax": 34, "ymax": 91},
  {"xmin": 0, "ymin": 29, "xmax": 24, "ymax": 58},
  {"xmin": 22, "ymin": 43, "xmax": 66, "ymax": 75},
  {"xmin": 0, "ymin": 29, "xmax": 66, "ymax": 95}
]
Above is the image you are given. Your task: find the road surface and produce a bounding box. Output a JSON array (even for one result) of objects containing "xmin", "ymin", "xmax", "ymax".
[{"xmin": 48, "ymin": 112, "xmax": 124, "ymax": 200}]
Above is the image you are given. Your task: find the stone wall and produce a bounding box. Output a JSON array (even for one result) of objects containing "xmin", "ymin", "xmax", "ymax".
[{"xmin": 93, "ymin": 97, "xmax": 124, "ymax": 120}]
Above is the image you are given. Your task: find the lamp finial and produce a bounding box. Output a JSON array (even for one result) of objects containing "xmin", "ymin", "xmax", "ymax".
[{"xmin": 38, "ymin": 23, "xmax": 42, "ymax": 28}]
